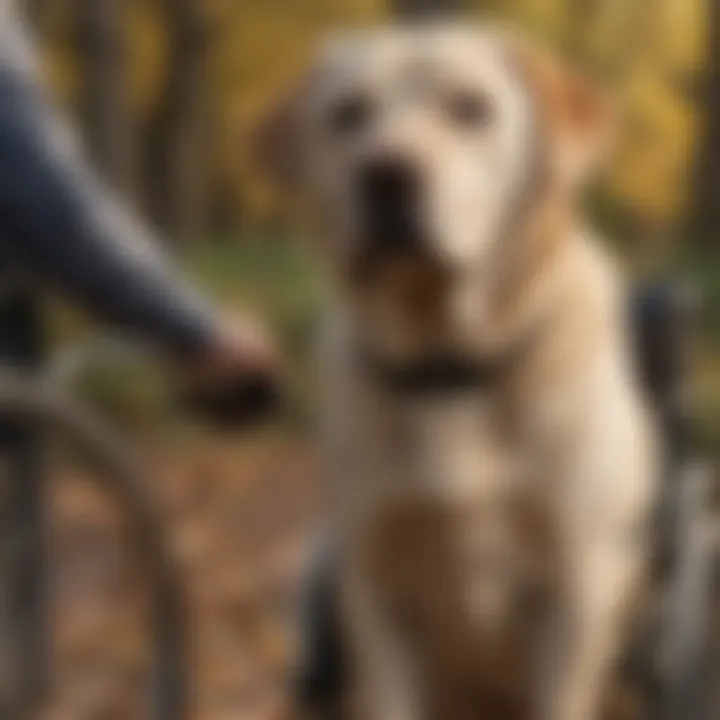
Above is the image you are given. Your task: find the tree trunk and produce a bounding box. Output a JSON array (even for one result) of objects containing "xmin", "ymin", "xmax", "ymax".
[
  {"xmin": 688, "ymin": 0, "xmax": 720, "ymax": 253},
  {"xmin": 393, "ymin": 0, "xmax": 464, "ymax": 20},
  {"xmin": 145, "ymin": 0, "xmax": 211, "ymax": 247},
  {"xmin": 22, "ymin": 0, "xmax": 48, "ymax": 33},
  {"xmin": 76, "ymin": 0, "xmax": 135, "ymax": 199}
]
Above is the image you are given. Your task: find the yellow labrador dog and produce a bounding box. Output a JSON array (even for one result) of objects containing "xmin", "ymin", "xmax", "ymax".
[{"xmin": 258, "ymin": 23, "xmax": 658, "ymax": 720}]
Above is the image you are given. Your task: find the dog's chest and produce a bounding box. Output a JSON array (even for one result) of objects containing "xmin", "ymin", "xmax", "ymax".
[
  {"xmin": 339, "ymin": 393, "xmax": 558, "ymax": 661},
  {"xmin": 351, "ymin": 392, "xmax": 521, "ymax": 502},
  {"xmin": 358, "ymin": 486, "xmax": 556, "ymax": 715}
]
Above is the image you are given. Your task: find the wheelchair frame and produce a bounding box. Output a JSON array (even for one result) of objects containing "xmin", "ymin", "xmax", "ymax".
[{"xmin": 0, "ymin": 370, "xmax": 187, "ymax": 720}]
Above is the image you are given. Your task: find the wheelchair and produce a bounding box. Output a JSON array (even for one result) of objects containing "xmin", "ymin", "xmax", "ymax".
[
  {"xmin": 293, "ymin": 283, "xmax": 720, "ymax": 720},
  {"xmin": 0, "ymin": 337, "xmax": 279, "ymax": 720}
]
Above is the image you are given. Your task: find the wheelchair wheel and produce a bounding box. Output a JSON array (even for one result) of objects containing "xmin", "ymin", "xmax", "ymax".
[
  {"xmin": 654, "ymin": 462, "xmax": 719, "ymax": 720},
  {"xmin": 0, "ymin": 370, "xmax": 187, "ymax": 720}
]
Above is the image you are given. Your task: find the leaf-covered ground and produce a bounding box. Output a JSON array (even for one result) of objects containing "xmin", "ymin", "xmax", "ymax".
[
  {"xmin": 34, "ymin": 428, "xmax": 720, "ymax": 720},
  {"xmin": 44, "ymin": 432, "xmax": 322, "ymax": 720}
]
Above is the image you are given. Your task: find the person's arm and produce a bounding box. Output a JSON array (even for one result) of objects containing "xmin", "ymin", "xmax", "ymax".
[{"xmin": 0, "ymin": 32, "xmax": 216, "ymax": 359}]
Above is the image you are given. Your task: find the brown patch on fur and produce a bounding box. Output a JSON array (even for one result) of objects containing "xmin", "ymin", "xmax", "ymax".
[
  {"xmin": 348, "ymin": 253, "xmax": 452, "ymax": 338},
  {"xmin": 388, "ymin": 258, "xmax": 450, "ymax": 327},
  {"xmin": 509, "ymin": 37, "xmax": 615, "ymax": 186},
  {"xmin": 363, "ymin": 494, "xmax": 562, "ymax": 720}
]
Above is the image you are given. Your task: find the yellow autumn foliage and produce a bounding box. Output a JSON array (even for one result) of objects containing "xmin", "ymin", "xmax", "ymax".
[{"xmin": 38, "ymin": 0, "xmax": 706, "ymax": 231}]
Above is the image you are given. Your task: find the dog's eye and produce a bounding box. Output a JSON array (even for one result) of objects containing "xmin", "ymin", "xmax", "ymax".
[
  {"xmin": 448, "ymin": 92, "xmax": 494, "ymax": 130},
  {"xmin": 327, "ymin": 95, "xmax": 373, "ymax": 136}
]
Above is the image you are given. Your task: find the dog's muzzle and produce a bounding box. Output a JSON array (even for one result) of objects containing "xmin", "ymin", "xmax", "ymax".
[{"xmin": 357, "ymin": 155, "xmax": 427, "ymax": 256}]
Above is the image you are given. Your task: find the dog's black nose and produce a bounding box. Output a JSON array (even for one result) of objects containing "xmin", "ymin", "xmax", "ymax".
[{"xmin": 357, "ymin": 157, "xmax": 422, "ymax": 251}]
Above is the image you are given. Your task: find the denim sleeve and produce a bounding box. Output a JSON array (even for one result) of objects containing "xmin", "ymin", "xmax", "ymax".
[{"xmin": 0, "ymin": 47, "xmax": 216, "ymax": 357}]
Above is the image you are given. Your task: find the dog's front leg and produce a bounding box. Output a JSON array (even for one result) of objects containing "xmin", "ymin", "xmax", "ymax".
[
  {"xmin": 342, "ymin": 565, "xmax": 420, "ymax": 720},
  {"xmin": 536, "ymin": 540, "xmax": 645, "ymax": 720}
]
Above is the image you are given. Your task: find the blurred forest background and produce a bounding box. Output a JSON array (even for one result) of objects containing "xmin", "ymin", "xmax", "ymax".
[
  {"xmin": 22, "ymin": 0, "xmax": 713, "ymax": 248},
  {"xmin": 23, "ymin": 0, "xmax": 720, "ymax": 434},
  {"xmin": 11, "ymin": 2, "xmax": 719, "ymax": 719}
]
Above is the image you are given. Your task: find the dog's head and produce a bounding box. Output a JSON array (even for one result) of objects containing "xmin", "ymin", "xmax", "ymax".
[{"xmin": 256, "ymin": 25, "xmax": 613, "ymax": 362}]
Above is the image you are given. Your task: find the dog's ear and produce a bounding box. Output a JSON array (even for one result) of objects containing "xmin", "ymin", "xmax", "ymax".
[
  {"xmin": 251, "ymin": 75, "xmax": 310, "ymax": 191},
  {"xmin": 509, "ymin": 36, "xmax": 615, "ymax": 187}
]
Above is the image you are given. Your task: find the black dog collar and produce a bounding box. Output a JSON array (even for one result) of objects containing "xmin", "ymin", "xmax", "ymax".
[
  {"xmin": 359, "ymin": 331, "xmax": 541, "ymax": 399},
  {"xmin": 362, "ymin": 352, "xmax": 505, "ymax": 397}
]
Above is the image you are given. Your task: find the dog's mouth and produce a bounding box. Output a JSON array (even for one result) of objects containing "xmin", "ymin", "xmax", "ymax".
[
  {"xmin": 348, "ymin": 238, "xmax": 439, "ymax": 285},
  {"xmin": 351, "ymin": 154, "xmax": 437, "ymax": 281}
]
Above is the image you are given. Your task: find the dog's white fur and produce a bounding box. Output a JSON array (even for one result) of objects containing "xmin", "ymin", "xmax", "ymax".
[{"xmin": 258, "ymin": 24, "xmax": 658, "ymax": 720}]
